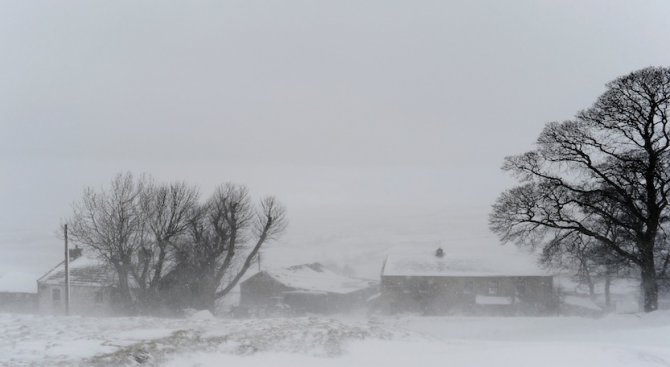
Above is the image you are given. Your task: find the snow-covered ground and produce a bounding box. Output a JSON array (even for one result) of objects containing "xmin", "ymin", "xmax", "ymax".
[{"xmin": 2, "ymin": 311, "xmax": 670, "ymax": 367}]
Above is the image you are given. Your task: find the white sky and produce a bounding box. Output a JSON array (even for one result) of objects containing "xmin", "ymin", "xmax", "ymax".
[{"xmin": 2, "ymin": 0, "xmax": 670, "ymax": 285}]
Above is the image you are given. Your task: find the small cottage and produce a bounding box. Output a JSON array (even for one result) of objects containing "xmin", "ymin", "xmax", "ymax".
[
  {"xmin": 37, "ymin": 249, "xmax": 122, "ymax": 316},
  {"xmin": 239, "ymin": 263, "xmax": 377, "ymax": 314},
  {"xmin": 381, "ymin": 248, "xmax": 556, "ymax": 315}
]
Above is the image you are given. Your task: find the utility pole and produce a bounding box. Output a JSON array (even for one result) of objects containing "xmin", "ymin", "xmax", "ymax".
[{"xmin": 64, "ymin": 224, "xmax": 70, "ymax": 316}]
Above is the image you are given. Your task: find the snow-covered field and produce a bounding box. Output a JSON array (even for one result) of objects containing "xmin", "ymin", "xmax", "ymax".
[{"xmin": 2, "ymin": 311, "xmax": 670, "ymax": 367}]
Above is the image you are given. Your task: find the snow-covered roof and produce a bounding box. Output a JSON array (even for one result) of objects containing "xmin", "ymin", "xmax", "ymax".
[
  {"xmin": 257, "ymin": 263, "xmax": 376, "ymax": 295},
  {"xmin": 382, "ymin": 250, "xmax": 551, "ymax": 277},
  {"xmin": 37, "ymin": 254, "xmax": 117, "ymax": 287}
]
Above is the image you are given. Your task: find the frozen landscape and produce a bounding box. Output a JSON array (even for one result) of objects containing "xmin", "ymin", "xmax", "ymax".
[
  {"xmin": 3, "ymin": 311, "xmax": 670, "ymax": 367},
  {"xmin": 3, "ymin": 1, "xmax": 670, "ymax": 367}
]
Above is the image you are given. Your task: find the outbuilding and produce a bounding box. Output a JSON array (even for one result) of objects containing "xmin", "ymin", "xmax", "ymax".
[{"xmin": 239, "ymin": 263, "xmax": 377, "ymax": 314}]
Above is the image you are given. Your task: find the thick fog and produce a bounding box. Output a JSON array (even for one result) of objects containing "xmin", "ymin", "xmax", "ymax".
[{"xmin": 2, "ymin": 0, "xmax": 670, "ymax": 281}]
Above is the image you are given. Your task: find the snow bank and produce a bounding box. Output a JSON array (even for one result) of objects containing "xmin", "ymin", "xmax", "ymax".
[
  {"xmin": 2, "ymin": 311, "xmax": 670, "ymax": 366},
  {"xmin": 165, "ymin": 339, "xmax": 670, "ymax": 367}
]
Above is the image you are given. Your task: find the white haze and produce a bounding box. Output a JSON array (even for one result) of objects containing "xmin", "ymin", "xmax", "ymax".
[{"xmin": 2, "ymin": 0, "xmax": 670, "ymax": 284}]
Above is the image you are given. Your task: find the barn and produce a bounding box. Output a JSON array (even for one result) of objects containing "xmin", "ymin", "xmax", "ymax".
[
  {"xmin": 239, "ymin": 263, "xmax": 377, "ymax": 315},
  {"xmin": 381, "ymin": 248, "xmax": 557, "ymax": 315},
  {"xmin": 37, "ymin": 249, "xmax": 125, "ymax": 316}
]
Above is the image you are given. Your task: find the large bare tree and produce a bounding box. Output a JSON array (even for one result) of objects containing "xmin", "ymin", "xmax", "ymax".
[
  {"xmin": 159, "ymin": 184, "xmax": 287, "ymax": 311},
  {"xmin": 490, "ymin": 66, "xmax": 670, "ymax": 312},
  {"xmin": 132, "ymin": 181, "xmax": 199, "ymax": 305},
  {"xmin": 68, "ymin": 173, "xmax": 148, "ymax": 308},
  {"xmin": 68, "ymin": 174, "xmax": 285, "ymax": 314}
]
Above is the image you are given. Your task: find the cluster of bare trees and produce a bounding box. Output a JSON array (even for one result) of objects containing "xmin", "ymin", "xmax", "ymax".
[
  {"xmin": 539, "ymin": 232, "xmax": 629, "ymax": 306},
  {"xmin": 490, "ymin": 66, "xmax": 670, "ymax": 312},
  {"xmin": 67, "ymin": 173, "xmax": 287, "ymax": 313}
]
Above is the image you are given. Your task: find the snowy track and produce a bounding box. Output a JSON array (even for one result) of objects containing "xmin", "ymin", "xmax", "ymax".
[
  {"xmin": 0, "ymin": 314, "xmax": 404, "ymax": 366},
  {"xmin": 2, "ymin": 312, "xmax": 670, "ymax": 366}
]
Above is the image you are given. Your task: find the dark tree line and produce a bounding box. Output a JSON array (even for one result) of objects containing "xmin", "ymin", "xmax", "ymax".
[
  {"xmin": 490, "ymin": 66, "xmax": 670, "ymax": 312},
  {"xmin": 67, "ymin": 173, "xmax": 287, "ymax": 313}
]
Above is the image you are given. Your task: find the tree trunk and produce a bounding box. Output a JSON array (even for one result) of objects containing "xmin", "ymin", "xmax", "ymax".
[
  {"xmin": 604, "ymin": 272, "xmax": 611, "ymax": 308},
  {"xmin": 200, "ymin": 294, "xmax": 217, "ymax": 313},
  {"xmin": 114, "ymin": 263, "xmax": 135, "ymax": 313},
  {"xmin": 640, "ymin": 256, "xmax": 658, "ymax": 312},
  {"xmin": 587, "ymin": 279, "xmax": 595, "ymax": 300},
  {"xmin": 150, "ymin": 241, "xmax": 168, "ymax": 289},
  {"xmin": 192, "ymin": 281, "xmax": 217, "ymax": 312},
  {"xmin": 579, "ymin": 260, "xmax": 595, "ymax": 299},
  {"xmin": 187, "ymin": 264, "xmax": 218, "ymax": 312}
]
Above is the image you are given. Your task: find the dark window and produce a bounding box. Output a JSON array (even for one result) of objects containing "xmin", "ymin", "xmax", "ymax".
[
  {"xmin": 488, "ymin": 280, "xmax": 499, "ymax": 295},
  {"xmin": 52, "ymin": 288, "xmax": 61, "ymax": 303}
]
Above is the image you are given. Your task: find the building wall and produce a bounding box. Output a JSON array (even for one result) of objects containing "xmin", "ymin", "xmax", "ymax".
[
  {"xmin": 239, "ymin": 273, "xmax": 292, "ymax": 309},
  {"xmin": 381, "ymin": 275, "xmax": 556, "ymax": 315},
  {"xmin": 283, "ymin": 288, "xmax": 377, "ymax": 314},
  {"xmin": 37, "ymin": 283, "xmax": 116, "ymax": 316},
  {"xmin": 239, "ymin": 273, "xmax": 378, "ymax": 314}
]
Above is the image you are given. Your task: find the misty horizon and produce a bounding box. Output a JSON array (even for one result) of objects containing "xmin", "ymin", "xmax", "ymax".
[{"xmin": 2, "ymin": 0, "xmax": 670, "ymax": 289}]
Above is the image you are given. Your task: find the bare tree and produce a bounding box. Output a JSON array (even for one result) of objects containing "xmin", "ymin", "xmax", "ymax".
[
  {"xmin": 67, "ymin": 175, "xmax": 286, "ymax": 314},
  {"xmin": 541, "ymin": 234, "xmax": 599, "ymax": 298},
  {"xmin": 131, "ymin": 181, "xmax": 199, "ymax": 306},
  {"xmin": 541, "ymin": 231, "xmax": 630, "ymax": 305},
  {"xmin": 655, "ymin": 228, "xmax": 670, "ymax": 295},
  {"xmin": 215, "ymin": 196, "xmax": 287, "ymax": 299},
  {"xmin": 165, "ymin": 184, "xmax": 287, "ymax": 311},
  {"xmin": 68, "ymin": 172, "xmax": 148, "ymax": 309},
  {"xmin": 490, "ymin": 66, "xmax": 670, "ymax": 312}
]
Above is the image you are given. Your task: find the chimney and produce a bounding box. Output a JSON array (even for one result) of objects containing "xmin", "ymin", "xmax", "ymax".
[
  {"xmin": 435, "ymin": 247, "xmax": 445, "ymax": 258},
  {"xmin": 69, "ymin": 246, "xmax": 83, "ymax": 261}
]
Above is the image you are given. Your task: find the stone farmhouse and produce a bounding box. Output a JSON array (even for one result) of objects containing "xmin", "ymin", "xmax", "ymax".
[{"xmin": 380, "ymin": 248, "xmax": 557, "ymax": 315}]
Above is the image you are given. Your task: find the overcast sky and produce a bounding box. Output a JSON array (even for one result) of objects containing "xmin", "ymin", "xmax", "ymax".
[{"xmin": 2, "ymin": 0, "xmax": 670, "ymax": 282}]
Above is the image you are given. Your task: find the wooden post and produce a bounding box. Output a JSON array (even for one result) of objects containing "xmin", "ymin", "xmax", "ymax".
[{"xmin": 64, "ymin": 224, "xmax": 70, "ymax": 316}]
